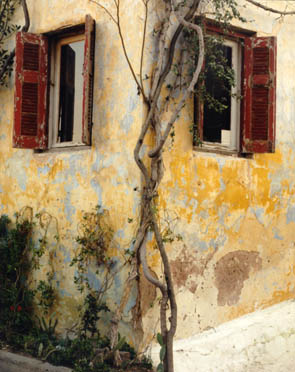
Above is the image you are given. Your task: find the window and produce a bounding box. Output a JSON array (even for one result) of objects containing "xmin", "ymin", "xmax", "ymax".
[
  {"xmin": 51, "ymin": 35, "xmax": 85, "ymax": 147},
  {"xmin": 194, "ymin": 23, "xmax": 277, "ymax": 154},
  {"xmin": 13, "ymin": 15, "xmax": 95, "ymax": 150}
]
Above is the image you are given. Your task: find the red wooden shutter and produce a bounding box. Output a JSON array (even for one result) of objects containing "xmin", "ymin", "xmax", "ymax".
[
  {"xmin": 13, "ymin": 32, "xmax": 48, "ymax": 149},
  {"xmin": 242, "ymin": 36, "xmax": 276, "ymax": 153},
  {"xmin": 82, "ymin": 15, "xmax": 95, "ymax": 145}
]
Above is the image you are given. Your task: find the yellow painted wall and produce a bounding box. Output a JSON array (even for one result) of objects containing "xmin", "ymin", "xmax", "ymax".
[{"xmin": 1, "ymin": 0, "xmax": 295, "ymax": 348}]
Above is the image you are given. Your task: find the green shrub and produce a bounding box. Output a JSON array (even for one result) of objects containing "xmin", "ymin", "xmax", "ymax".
[{"xmin": 0, "ymin": 215, "xmax": 35, "ymax": 346}]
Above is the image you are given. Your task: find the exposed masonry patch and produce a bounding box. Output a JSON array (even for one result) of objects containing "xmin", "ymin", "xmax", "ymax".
[
  {"xmin": 214, "ymin": 250, "xmax": 262, "ymax": 306},
  {"xmin": 170, "ymin": 246, "xmax": 216, "ymax": 294}
]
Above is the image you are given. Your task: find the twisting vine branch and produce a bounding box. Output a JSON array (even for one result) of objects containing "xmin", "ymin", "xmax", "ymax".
[
  {"xmin": 90, "ymin": 0, "xmax": 148, "ymax": 103},
  {"xmin": 140, "ymin": 235, "xmax": 167, "ymax": 292},
  {"xmin": 90, "ymin": 1, "xmax": 295, "ymax": 371},
  {"xmin": 89, "ymin": 0, "xmax": 117, "ymax": 23},
  {"xmin": 245, "ymin": 0, "xmax": 295, "ymax": 15},
  {"xmin": 148, "ymin": 1, "xmax": 204, "ymax": 158},
  {"xmin": 20, "ymin": 0, "xmax": 29, "ymax": 30},
  {"xmin": 116, "ymin": 0, "xmax": 149, "ymax": 103},
  {"xmin": 140, "ymin": 0, "xmax": 149, "ymax": 100}
]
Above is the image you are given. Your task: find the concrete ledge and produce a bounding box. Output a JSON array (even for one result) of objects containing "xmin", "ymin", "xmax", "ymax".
[
  {"xmin": 0, "ymin": 350, "xmax": 72, "ymax": 372},
  {"xmin": 151, "ymin": 299, "xmax": 295, "ymax": 372}
]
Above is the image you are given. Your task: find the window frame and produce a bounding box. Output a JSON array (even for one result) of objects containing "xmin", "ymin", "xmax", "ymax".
[
  {"xmin": 49, "ymin": 34, "xmax": 86, "ymax": 148},
  {"xmin": 199, "ymin": 37, "xmax": 242, "ymax": 152}
]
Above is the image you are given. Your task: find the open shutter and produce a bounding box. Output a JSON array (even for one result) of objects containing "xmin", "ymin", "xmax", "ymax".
[
  {"xmin": 82, "ymin": 14, "xmax": 95, "ymax": 145},
  {"xmin": 13, "ymin": 32, "xmax": 48, "ymax": 149},
  {"xmin": 242, "ymin": 36, "xmax": 276, "ymax": 153}
]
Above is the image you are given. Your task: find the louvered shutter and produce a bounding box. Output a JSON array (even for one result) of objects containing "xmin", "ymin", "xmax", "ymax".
[
  {"xmin": 13, "ymin": 32, "xmax": 48, "ymax": 149},
  {"xmin": 242, "ymin": 37, "xmax": 276, "ymax": 153},
  {"xmin": 82, "ymin": 15, "xmax": 95, "ymax": 145}
]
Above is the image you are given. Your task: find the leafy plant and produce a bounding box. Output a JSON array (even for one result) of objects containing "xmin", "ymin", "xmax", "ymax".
[
  {"xmin": 0, "ymin": 0, "xmax": 20, "ymax": 86},
  {"xmin": 0, "ymin": 214, "xmax": 35, "ymax": 345},
  {"xmin": 36, "ymin": 275, "xmax": 55, "ymax": 314},
  {"xmin": 156, "ymin": 333, "xmax": 166, "ymax": 372},
  {"xmin": 80, "ymin": 293, "xmax": 109, "ymax": 337},
  {"xmin": 0, "ymin": 211, "xmax": 152, "ymax": 371},
  {"xmin": 71, "ymin": 206, "xmax": 114, "ymax": 293}
]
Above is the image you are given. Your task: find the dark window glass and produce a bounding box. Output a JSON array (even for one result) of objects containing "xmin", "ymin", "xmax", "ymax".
[
  {"xmin": 203, "ymin": 45, "xmax": 232, "ymax": 143},
  {"xmin": 58, "ymin": 40, "xmax": 84, "ymax": 142}
]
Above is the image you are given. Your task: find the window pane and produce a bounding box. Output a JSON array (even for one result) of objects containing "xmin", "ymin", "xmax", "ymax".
[
  {"xmin": 58, "ymin": 40, "xmax": 84, "ymax": 143},
  {"xmin": 203, "ymin": 45, "xmax": 232, "ymax": 144}
]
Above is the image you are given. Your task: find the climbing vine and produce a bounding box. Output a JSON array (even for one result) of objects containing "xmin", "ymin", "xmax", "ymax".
[
  {"xmin": 0, "ymin": 0, "xmax": 30, "ymax": 86},
  {"xmin": 90, "ymin": 1, "xmax": 295, "ymax": 371},
  {"xmin": 0, "ymin": 0, "xmax": 20, "ymax": 85}
]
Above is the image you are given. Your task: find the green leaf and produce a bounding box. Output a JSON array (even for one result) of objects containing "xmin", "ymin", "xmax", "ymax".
[
  {"xmin": 157, "ymin": 333, "xmax": 164, "ymax": 346},
  {"xmin": 157, "ymin": 363, "xmax": 164, "ymax": 372},
  {"xmin": 160, "ymin": 345, "xmax": 166, "ymax": 362},
  {"xmin": 41, "ymin": 317, "xmax": 47, "ymax": 331},
  {"xmin": 38, "ymin": 342, "xmax": 43, "ymax": 357},
  {"xmin": 114, "ymin": 335, "xmax": 126, "ymax": 351}
]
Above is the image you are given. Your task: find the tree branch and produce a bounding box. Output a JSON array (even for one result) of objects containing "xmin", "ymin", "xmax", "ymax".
[
  {"xmin": 150, "ymin": 2, "xmax": 171, "ymax": 99},
  {"xmin": 151, "ymin": 211, "xmax": 177, "ymax": 372},
  {"xmin": 21, "ymin": 0, "xmax": 30, "ymax": 31},
  {"xmin": 134, "ymin": 0, "xmax": 201, "ymax": 180},
  {"xmin": 140, "ymin": 0, "xmax": 149, "ymax": 100},
  {"xmin": 115, "ymin": 0, "xmax": 148, "ymax": 103},
  {"xmin": 148, "ymin": 8, "xmax": 204, "ymax": 158},
  {"xmin": 151, "ymin": 212, "xmax": 177, "ymax": 336},
  {"xmin": 246, "ymin": 0, "xmax": 295, "ymax": 15},
  {"xmin": 145, "ymin": 0, "xmax": 201, "ymax": 141},
  {"xmin": 139, "ymin": 234, "xmax": 167, "ymax": 292},
  {"xmin": 89, "ymin": 0, "xmax": 118, "ymax": 24},
  {"xmin": 91, "ymin": 0, "xmax": 148, "ymax": 103}
]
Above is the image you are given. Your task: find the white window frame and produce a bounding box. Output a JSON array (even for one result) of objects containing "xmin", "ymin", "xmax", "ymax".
[
  {"xmin": 49, "ymin": 34, "xmax": 86, "ymax": 148},
  {"xmin": 202, "ymin": 38, "xmax": 242, "ymax": 152}
]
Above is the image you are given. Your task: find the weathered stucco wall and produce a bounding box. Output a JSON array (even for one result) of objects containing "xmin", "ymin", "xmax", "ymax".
[
  {"xmin": 141, "ymin": 1, "xmax": 295, "ymax": 346},
  {"xmin": 1, "ymin": 0, "xmax": 295, "ymax": 350},
  {"xmin": 0, "ymin": 0, "xmax": 145, "ymax": 344}
]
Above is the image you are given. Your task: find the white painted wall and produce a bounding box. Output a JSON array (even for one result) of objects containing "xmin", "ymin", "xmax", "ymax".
[{"xmin": 151, "ymin": 300, "xmax": 295, "ymax": 372}]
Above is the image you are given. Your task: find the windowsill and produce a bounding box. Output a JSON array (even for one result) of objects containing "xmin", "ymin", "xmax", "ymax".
[
  {"xmin": 193, "ymin": 142, "xmax": 253, "ymax": 159},
  {"xmin": 194, "ymin": 142, "xmax": 239, "ymax": 156},
  {"xmin": 51, "ymin": 141, "xmax": 86, "ymax": 148},
  {"xmin": 34, "ymin": 145, "xmax": 91, "ymax": 154}
]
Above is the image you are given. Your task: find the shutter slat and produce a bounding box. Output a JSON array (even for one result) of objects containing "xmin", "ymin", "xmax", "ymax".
[
  {"xmin": 21, "ymin": 114, "xmax": 38, "ymax": 136},
  {"xmin": 241, "ymin": 37, "xmax": 276, "ymax": 153},
  {"xmin": 13, "ymin": 32, "xmax": 48, "ymax": 149},
  {"xmin": 251, "ymin": 86, "xmax": 268, "ymax": 140},
  {"xmin": 253, "ymin": 47, "xmax": 269, "ymax": 74},
  {"xmin": 22, "ymin": 82, "xmax": 38, "ymax": 113},
  {"xmin": 23, "ymin": 43, "xmax": 39, "ymax": 70}
]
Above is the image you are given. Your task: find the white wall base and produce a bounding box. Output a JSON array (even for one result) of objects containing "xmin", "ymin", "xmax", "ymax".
[{"xmin": 151, "ymin": 300, "xmax": 295, "ymax": 372}]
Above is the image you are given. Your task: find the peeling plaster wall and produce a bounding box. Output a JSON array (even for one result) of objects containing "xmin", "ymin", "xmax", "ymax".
[
  {"xmin": 1, "ymin": 0, "xmax": 295, "ymax": 350},
  {"xmin": 0, "ymin": 0, "xmax": 144, "ymax": 343},
  {"xmin": 140, "ymin": 0, "xmax": 295, "ymax": 346}
]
